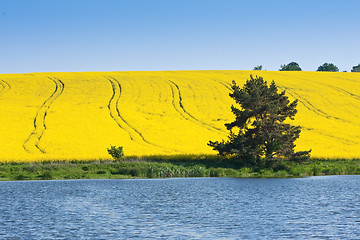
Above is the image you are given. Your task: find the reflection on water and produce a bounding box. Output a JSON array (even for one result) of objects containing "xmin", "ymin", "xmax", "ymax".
[{"xmin": 0, "ymin": 176, "xmax": 359, "ymax": 239}]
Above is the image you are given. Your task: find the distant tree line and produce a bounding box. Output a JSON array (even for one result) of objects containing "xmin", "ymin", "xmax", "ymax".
[{"xmin": 253, "ymin": 62, "xmax": 360, "ymax": 72}]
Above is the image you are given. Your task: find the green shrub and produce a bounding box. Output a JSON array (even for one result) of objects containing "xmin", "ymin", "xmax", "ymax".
[
  {"xmin": 289, "ymin": 165, "xmax": 306, "ymax": 177},
  {"xmin": 311, "ymin": 165, "xmax": 322, "ymax": 176},
  {"xmin": 210, "ymin": 168, "xmax": 224, "ymax": 177},
  {"xmin": 107, "ymin": 146, "xmax": 124, "ymax": 161},
  {"xmin": 274, "ymin": 170, "xmax": 288, "ymax": 178},
  {"xmin": 188, "ymin": 165, "xmax": 208, "ymax": 177},
  {"xmin": 224, "ymin": 168, "xmax": 237, "ymax": 177},
  {"xmin": 239, "ymin": 167, "xmax": 252, "ymax": 177},
  {"xmin": 259, "ymin": 169, "xmax": 274, "ymax": 177}
]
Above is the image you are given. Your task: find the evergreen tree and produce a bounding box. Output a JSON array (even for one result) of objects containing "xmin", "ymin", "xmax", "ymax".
[
  {"xmin": 279, "ymin": 62, "xmax": 302, "ymax": 71},
  {"xmin": 317, "ymin": 63, "xmax": 339, "ymax": 72},
  {"xmin": 208, "ymin": 75, "xmax": 310, "ymax": 167}
]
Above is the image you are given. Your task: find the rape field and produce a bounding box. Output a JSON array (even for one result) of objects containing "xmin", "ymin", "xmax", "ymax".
[{"xmin": 0, "ymin": 70, "xmax": 359, "ymax": 162}]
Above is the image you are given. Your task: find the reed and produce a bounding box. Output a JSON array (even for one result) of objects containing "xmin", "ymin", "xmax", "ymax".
[{"xmin": 0, "ymin": 157, "xmax": 359, "ymax": 181}]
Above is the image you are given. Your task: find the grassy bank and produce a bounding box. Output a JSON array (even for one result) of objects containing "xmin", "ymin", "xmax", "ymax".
[{"xmin": 0, "ymin": 155, "xmax": 359, "ymax": 181}]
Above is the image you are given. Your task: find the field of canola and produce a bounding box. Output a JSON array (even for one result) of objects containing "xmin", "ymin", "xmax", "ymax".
[{"xmin": 0, "ymin": 70, "xmax": 359, "ymax": 162}]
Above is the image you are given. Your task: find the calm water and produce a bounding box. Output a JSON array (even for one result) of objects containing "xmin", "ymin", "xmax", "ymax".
[{"xmin": 0, "ymin": 176, "xmax": 359, "ymax": 239}]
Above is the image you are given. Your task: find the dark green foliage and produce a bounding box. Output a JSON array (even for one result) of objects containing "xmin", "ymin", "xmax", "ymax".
[
  {"xmin": 317, "ymin": 62, "xmax": 339, "ymax": 72},
  {"xmin": 110, "ymin": 167, "xmax": 130, "ymax": 175},
  {"xmin": 107, "ymin": 146, "xmax": 124, "ymax": 161},
  {"xmin": 351, "ymin": 64, "xmax": 360, "ymax": 72},
  {"xmin": 253, "ymin": 65, "xmax": 262, "ymax": 70},
  {"xmin": 210, "ymin": 168, "xmax": 225, "ymax": 177},
  {"xmin": 208, "ymin": 75, "xmax": 311, "ymax": 167},
  {"xmin": 38, "ymin": 171, "xmax": 53, "ymax": 180},
  {"xmin": 129, "ymin": 167, "xmax": 142, "ymax": 177},
  {"xmin": 15, "ymin": 174, "xmax": 29, "ymax": 180},
  {"xmin": 279, "ymin": 62, "xmax": 302, "ymax": 71}
]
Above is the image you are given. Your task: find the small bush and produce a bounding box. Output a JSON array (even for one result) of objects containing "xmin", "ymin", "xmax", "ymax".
[{"xmin": 107, "ymin": 146, "xmax": 124, "ymax": 161}]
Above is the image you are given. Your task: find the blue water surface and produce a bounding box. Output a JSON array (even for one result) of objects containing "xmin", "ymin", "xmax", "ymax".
[{"xmin": 0, "ymin": 176, "xmax": 359, "ymax": 239}]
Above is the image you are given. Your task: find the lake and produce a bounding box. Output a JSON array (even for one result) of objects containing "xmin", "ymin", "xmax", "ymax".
[{"xmin": 0, "ymin": 176, "xmax": 359, "ymax": 239}]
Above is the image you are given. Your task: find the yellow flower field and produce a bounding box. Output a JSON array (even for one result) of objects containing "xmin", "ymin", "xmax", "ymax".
[{"xmin": 0, "ymin": 70, "xmax": 359, "ymax": 162}]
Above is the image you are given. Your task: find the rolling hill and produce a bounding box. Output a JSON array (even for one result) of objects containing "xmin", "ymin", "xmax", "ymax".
[{"xmin": 0, "ymin": 70, "xmax": 359, "ymax": 162}]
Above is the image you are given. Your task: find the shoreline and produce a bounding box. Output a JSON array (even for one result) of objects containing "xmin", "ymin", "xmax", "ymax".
[{"xmin": 0, "ymin": 156, "xmax": 359, "ymax": 181}]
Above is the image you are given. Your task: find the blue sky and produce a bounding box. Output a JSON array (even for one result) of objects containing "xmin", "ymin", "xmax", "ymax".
[{"xmin": 0, "ymin": 0, "xmax": 359, "ymax": 73}]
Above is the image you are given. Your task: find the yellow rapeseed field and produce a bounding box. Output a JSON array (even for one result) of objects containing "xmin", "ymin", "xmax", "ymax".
[{"xmin": 0, "ymin": 70, "xmax": 359, "ymax": 162}]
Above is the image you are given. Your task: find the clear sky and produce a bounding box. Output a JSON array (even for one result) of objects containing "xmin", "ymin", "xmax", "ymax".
[{"xmin": 1, "ymin": 0, "xmax": 359, "ymax": 73}]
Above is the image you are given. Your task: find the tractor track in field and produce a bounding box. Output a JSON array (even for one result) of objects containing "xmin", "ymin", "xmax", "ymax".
[
  {"xmin": 321, "ymin": 83, "xmax": 360, "ymax": 102},
  {"xmin": 280, "ymin": 86, "xmax": 360, "ymax": 126},
  {"xmin": 275, "ymin": 72, "xmax": 360, "ymax": 102},
  {"xmin": 107, "ymin": 77, "xmax": 139, "ymax": 141},
  {"xmin": 321, "ymin": 74, "xmax": 360, "ymax": 84},
  {"xmin": 107, "ymin": 77, "xmax": 171, "ymax": 150},
  {"xmin": 281, "ymin": 87, "xmax": 333, "ymax": 118},
  {"xmin": 150, "ymin": 78, "xmax": 163, "ymax": 103},
  {"xmin": 204, "ymin": 78, "xmax": 232, "ymax": 113},
  {"xmin": 0, "ymin": 79, "xmax": 11, "ymax": 95},
  {"xmin": 186, "ymin": 83, "xmax": 202, "ymax": 112},
  {"xmin": 219, "ymin": 81, "xmax": 232, "ymax": 91},
  {"xmin": 23, "ymin": 77, "xmax": 64, "ymax": 153},
  {"xmin": 303, "ymin": 75, "xmax": 360, "ymax": 101},
  {"xmin": 168, "ymin": 80, "xmax": 226, "ymax": 134},
  {"xmin": 304, "ymin": 128, "xmax": 357, "ymax": 145}
]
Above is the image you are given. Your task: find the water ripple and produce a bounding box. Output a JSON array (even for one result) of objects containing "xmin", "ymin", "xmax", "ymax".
[{"xmin": 0, "ymin": 176, "xmax": 359, "ymax": 239}]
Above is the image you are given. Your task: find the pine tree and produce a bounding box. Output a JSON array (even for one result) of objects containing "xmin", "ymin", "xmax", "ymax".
[{"xmin": 208, "ymin": 75, "xmax": 310, "ymax": 167}]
